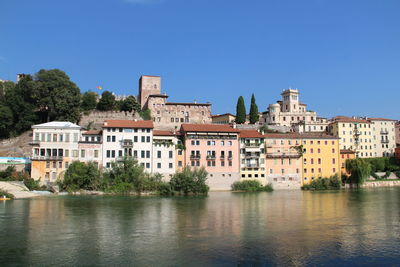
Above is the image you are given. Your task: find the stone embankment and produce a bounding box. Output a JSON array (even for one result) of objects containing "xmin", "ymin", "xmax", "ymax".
[
  {"xmin": 0, "ymin": 181, "xmax": 40, "ymax": 199},
  {"xmin": 362, "ymin": 180, "xmax": 400, "ymax": 188}
]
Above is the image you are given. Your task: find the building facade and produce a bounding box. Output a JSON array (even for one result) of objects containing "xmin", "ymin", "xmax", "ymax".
[
  {"xmin": 396, "ymin": 122, "xmax": 400, "ymax": 146},
  {"xmin": 101, "ymin": 120, "xmax": 154, "ymax": 171},
  {"xmin": 78, "ymin": 130, "xmax": 103, "ymax": 167},
  {"xmin": 264, "ymin": 133, "xmax": 303, "ymax": 189},
  {"xmin": 30, "ymin": 122, "xmax": 81, "ymax": 183},
  {"xmin": 301, "ymin": 133, "xmax": 340, "ymax": 184},
  {"xmin": 263, "ymin": 89, "xmax": 318, "ymax": 127},
  {"xmin": 181, "ymin": 124, "xmax": 240, "ymax": 190},
  {"xmin": 138, "ymin": 75, "xmax": 212, "ymax": 130},
  {"xmin": 152, "ymin": 130, "xmax": 179, "ymax": 180},
  {"xmin": 368, "ymin": 118, "xmax": 396, "ymax": 157},
  {"xmin": 212, "ymin": 113, "xmax": 236, "ymax": 124},
  {"xmin": 328, "ymin": 116, "xmax": 373, "ymax": 158},
  {"xmin": 239, "ymin": 130, "xmax": 266, "ymax": 182},
  {"xmin": 340, "ymin": 149, "xmax": 356, "ymax": 175}
]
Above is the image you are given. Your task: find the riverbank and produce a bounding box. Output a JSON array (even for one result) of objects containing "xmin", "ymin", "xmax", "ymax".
[
  {"xmin": 0, "ymin": 181, "xmax": 41, "ymax": 199},
  {"xmin": 362, "ymin": 180, "xmax": 400, "ymax": 188}
]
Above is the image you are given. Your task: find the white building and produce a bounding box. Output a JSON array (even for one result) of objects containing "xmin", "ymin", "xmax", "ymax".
[
  {"xmin": 152, "ymin": 130, "xmax": 180, "ymax": 179},
  {"xmin": 368, "ymin": 118, "xmax": 397, "ymax": 157},
  {"xmin": 31, "ymin": 121, "xmax": 81, "ymax": 183},
  {"xmin": 101, "ymin": 120, "xmax": 154, "ymax": 171},
  {"xmin": 263, "ymin": 89, "xmax": 319, "ymax": 128}
]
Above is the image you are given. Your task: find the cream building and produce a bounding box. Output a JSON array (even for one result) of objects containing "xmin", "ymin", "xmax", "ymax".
[
  {"xmin": 367, "ymin": 118, "xmax": 396, "ymax": 157},
  {"xmin": 101, "ymin": 120, "xmax": 154, "ymax": 171},
  {"xmin": 239, "ymin": 130, "xmax": 266, "ymax": 181},
  {"xmin": 263, "ymin": 89, "xmax": 318, "ymax": 127},
  {"xmin": 152, "ymin": 130, "xmax": 180, "ymax": 180},
  {"xmin": 328, "ymin": 116, "xmax": 373, "ymax": 158},
  {"xmin": 30, "ymin": 122, "xmax": 81, "ymax": 183},
  {"xmin": 78, "ymin": 130, "xmax": 103, "ymax": 167},
  {"xmin": 212, "ymin": 113, "xmax": 236, "ymax": 124},
  {"xmin": 293, "ymin": 117, "xmax": 329, "ymax": 133}
]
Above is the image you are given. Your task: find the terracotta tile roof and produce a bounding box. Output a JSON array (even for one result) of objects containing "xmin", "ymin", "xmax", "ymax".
[
  {"xmin": 166, "ymin": 102, "xmax": 211, "ymax": 106},
  {"xmin": 83, "ymin": 130, "xmax": 102, "ymax": 135},
  {"xmin": 239, "ymin": 130, "xmax": 264, "ymax": 138},
  {"xmin": 330, "ymin": 116, "xmax": 371, "ymax": 124},
  {"xmin": 263, "ymin": 132, "xmax": 338, "ymax": 140},
  {"xmin": 103, "ymin": 120, "xmax": 154, "ymax": 129},
  {"xmin": 181, "ymin": 124, "xmax": 239, "ymax": 133},
  {"xmin": 211, "ymin": 113, "xmax": 235, "ymax": 118},
  {"xmin": 153, "ymin": 130, "xmax": 181, "ymax": 136},
  {"xmin": 368, "ymin": 118, "xmax": 396, "ymax": 122}
]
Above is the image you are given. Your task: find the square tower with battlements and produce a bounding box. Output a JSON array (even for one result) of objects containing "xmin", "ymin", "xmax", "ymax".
[{"xmin": 139, "ymin": 75, "xmax": 161, "ymax": 109}]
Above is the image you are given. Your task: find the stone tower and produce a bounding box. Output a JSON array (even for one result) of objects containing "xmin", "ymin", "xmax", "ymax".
[
  {"xmin": 281, "ymin": 89, "xmax": 299, "ymax": 112},
  {"xmin": 139, "ymin": 75, "xmax": 161, "ymax": 109}
]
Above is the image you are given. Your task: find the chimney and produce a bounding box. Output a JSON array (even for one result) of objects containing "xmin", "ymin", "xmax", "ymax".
[{"xmin": 232, "ymin": 123, "xmax": 237, "ymax": 129}]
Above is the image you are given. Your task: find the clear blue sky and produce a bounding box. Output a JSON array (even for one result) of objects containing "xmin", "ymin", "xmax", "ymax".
[{"xmin": 1, "ymin": 0, "xmax": 399, "ymax": 119}]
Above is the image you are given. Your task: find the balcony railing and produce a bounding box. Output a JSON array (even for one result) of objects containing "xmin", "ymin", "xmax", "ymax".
[
  {"xmin": 206, "ymin": 155, "xmax": 216, "ymax": 160},
  {"xmin": 245, "ymin": 164, "xmax": 259, "ymax": 168},
  {"xmin": 381, "ymin": 139, "xmax": 389, "ymax": 144},
  {"xmin": 190, "ymin": 154, "xmax": 201, "ymax": 159},
  {"xmin": 265, "ymin": 152, "xmax": 301, "ymax": 158},
  {"xmin": 29, "ymin": 140, "xmax": 40, "ymax": 146},
  {"xmin": 244, "ymin": 154, "xmax": 260, "ymax": 159},
  {"xmin": 121, "ymin": 140, "xmax": 133, "ymax": 148},
  {"xmin": 244, "ymin": 143, "xmax": 261, "ymax": 148},
  {"xmin": 31, "ymin": 156, "xmax": 64, "ymax": 161},
  {"xmin": 380, "ymin": 130, "xmax": 389, "ymax": 135}
]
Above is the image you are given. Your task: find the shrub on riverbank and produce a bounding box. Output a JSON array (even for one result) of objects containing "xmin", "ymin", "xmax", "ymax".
[
  {"xmin": 169, "ymin": 167, "xmax": 209, "ymax": 195},
  {"xmin": 345, "ymin": 158, "xmax": 372, "ymax": 185},
  {"xmin": 0, "ymin": 189, "xmax": 14, "ymax": 199},
  {"xmin": 302, "ymin": 175, "xmax": 341, "ymax": 190},
  {"xmin": 231, "ymin": 180, "xmax": 273, "ymax": 192},
  {"xmin": 58, "ymin": 158, "xmax": 209, "ymax": 196}
]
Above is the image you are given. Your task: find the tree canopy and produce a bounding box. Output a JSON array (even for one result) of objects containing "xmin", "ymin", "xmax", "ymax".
[
  {"xmin": 120, "ymin": 96, "xmax": 141, "ymax": 112},
  {"xmin": 97, "ymin": 91, "xmax": 116, "ymax": 111},
  {"xmin": 235, "ymin": 96, "xmax": 246, "ymax": 124},
  {"xmin": 249, "ymin": 93, "xmax": 259, "ymax": 124},
  {"xmin": 81, "ymin": 91, "xmax": 98, "ymax": 111}
]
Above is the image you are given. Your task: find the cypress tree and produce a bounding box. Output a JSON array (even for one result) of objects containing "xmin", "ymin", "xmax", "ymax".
[
  {"xmin": 235, "ymin": 96, "xmax": 246, "ymax": 124},
  {"xmin": 249, "ymin": 94, "xmax": 259, "ymax": 124}
]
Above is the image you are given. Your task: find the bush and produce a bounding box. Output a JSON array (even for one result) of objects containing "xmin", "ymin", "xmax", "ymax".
[
  {"xmin": 60, "ymin": 161, "xmax": 101, "ymax": 192},
  {"xmin": 0, "ymin": 189, "xmax": 14, "ymax": 199},
  {"xmin": 232, "ymin": 180, "xmax": 273, "ymax": 192},
  {"xmin": 346, "ymin": 158, "xmax": 371, "ymax": 185},
  {"xmin": 0, "ymin": 166, "xmax": 17, "ymax": 181},
  {"xmin": 302, "ymin": 175, "xmax": 341, "ymax": 190},
  {"xmin": 24, "ymin": 178, "xmax": 47, "ymax": 191},
  {"xmin": 169, "ymin": 166, "xmax": 209, "ymax": 195},
  {"xmin": 159, "ymin": 182, "xmax": 174, "ymax": 196},
  {"xmin": 395, "ymin": 171, "xmax": 400, "ymax": 179}
]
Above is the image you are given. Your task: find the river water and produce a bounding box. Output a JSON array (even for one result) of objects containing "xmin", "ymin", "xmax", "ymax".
[{"xmin": 1, "ymin": 188, "xmax": 400, "ymax": 266}]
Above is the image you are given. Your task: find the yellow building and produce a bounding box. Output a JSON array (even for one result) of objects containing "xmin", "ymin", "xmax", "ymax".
[
  {"xmin": 211, "ymin": 113, "xmax": 236, "ymax": 124},
  {"xmin": 328, "ymin": 116, "xmax": 373, "ymax": 158},
  {"xmin": 301, "ymin": 133, "xmax": 341, "ymax": 185},
  {"xmin": 340, "ymin": 149, "xmax": 356, "ymax": 175}
]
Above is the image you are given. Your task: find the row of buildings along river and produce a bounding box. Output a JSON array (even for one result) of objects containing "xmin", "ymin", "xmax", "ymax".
[{"xmin": 28, "ymin": 75, "xmax": 400, "ymax": 190}]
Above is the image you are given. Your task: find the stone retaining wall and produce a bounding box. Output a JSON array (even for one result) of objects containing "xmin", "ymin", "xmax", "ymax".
[{"xmin": 79, "ymin": 111, "xmax": 142, "ymax": 130}]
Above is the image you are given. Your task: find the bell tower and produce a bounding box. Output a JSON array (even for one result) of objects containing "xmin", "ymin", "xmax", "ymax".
[{"xmin": 281, "ymin": 89, "xmax": 299, "ymax": 113}]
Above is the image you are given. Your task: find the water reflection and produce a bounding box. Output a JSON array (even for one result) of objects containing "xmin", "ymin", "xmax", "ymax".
[{"xmin": 1, "ymin": 188, "xmax": 400, "ymax": 266}]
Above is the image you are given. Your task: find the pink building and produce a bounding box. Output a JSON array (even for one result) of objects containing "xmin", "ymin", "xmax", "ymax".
[
  {"xmin": 180, "ymin": 124, "xmax": 240, "ymax": 190},
  {"xmin": 264, "ymin": 133, "xmax": 303, "ymax": 189}
]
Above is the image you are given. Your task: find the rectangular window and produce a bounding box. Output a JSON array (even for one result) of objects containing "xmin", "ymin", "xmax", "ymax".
[
  {"xmin": 157, "ymin": 151, "xmax": 161, "ymax": 158},
  {"xmin": 81, "ymin": 149, "xmax": 85, "ymax": 158},
  {"xmin": 157, "ymin": 163, "xmax": 161, "ymax": 169},
  {"xmin": 73, "ymin": 133, "xmax": 79, "ymax": 142},
  {"xmin": 59, "ymin": 161, "xmax": 62, "ymax": 168},
  {"xmin": 65, "ymin": 162, "xmax": 69, "ymax": 169},
  {"xmin": 94, "ymin": 150, "xmax": 99, "ymax": 158},
  {"xmin": 146, "ymin": 136, "xmax": 150, "ymax": 143},
  {"xmin": 169, "ymin": 163, "xmax": 173, "ymax": 169},
  {"xmin": 46, "ymin": 161, "xmax": 50, "ymax": 168},
  {"xmin": 134, "ymin": 136, "xmax": 138, "ymax": 142},
  {"xmin": 111, "ymin": 150, "xmax": 115, "ymax": 158},
  {"xmin": 178, "ymin": 161, "xmax": 182, "ymax": 167},
  {"xmin": 112, "ymin": 136, "xmax": 116, "ymax": 142},
  {"xmin": 146, "ymin": 151, "xmax": 150, "ymax": 158},
  {"xmin": 146, "ymin": 163, "xmax": 150, "ymax": 169},
  {"xmin": 47, "ymin": 133, "xmax": 51, "ymax": 142},
  {"xmin": 141, "ymin": 151, "xmax": 145, "ymax": 158},
  {"xmin": 141, "ymin": 136, "xmax": 145, "ymax": 142},
  {"xmin": 169, "ymin": 151, "xmax": 173, "ymax": 158},
  {"xmin": 107, "ymin": 136, "xmax": 111, "ymax": 142},
  {"xmin": 118, "ymin": 150, "xmax": 123, "ymax": 157},
  {"xmin": 65, "ymin": 150, "xmax": 69, "ymax": 157},
  {"xmin": 107, "ymin": 150, "xmax": 111, "ymax": 158}
]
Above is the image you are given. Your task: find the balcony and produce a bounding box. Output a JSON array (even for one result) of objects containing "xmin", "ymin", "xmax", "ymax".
[
  {"xmin": 380, "ymin": 130, "xmax": 389, "ymax": 135},
  {"xmin": 29, "ymin": 140, "xmax": 40, "ymax": 146},
  {"xmin": 265, "ymin": 152, "xmax": 301, "ymax": 158},
  {"xmin": 206, "ymin": 155, "xmax": 216, "ymax": 160},
  {"xmin": 244, "ymin": 143, "xmax": 261, "ymax": 148},
  {"xmin": 245, "ymin": 163, "xmax": 259, "ymax": 168},
  {"xmin": 244, "ymin": 154, "xmax": 260, "ymax": 159},
  {"xmin": 190, "ymin": 154, "xmax": 201, "ymax": 160},
  {"xmin": 381, "ymin": 139, "xmax": 389, "ymax": 144},
  {"xmin": 121, "ymin": 140, "xmax": 133, "ymax": 148},
  {"xmin": 31, "ymin": 156, "xmax": 64, "ymax": 161}
]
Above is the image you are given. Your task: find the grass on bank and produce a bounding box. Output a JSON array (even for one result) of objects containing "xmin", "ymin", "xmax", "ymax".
[
  {"xmin": 231, "ymin": 180, "xmax": 273, "ymax": 192},
  {"xmin": 0, "ymin": 189, "xmax": 14, "ymax": 199}
]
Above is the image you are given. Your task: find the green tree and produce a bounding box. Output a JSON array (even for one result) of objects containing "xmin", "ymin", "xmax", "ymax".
[
  {"xmin": 249, "ymin": 93, "xmax": 259, "ymax": 124},
  {"xmin": 81, "ymin": 91, "xmax": 98, "ymax": 111},
  {"xmin": 34, "ymin": 69, "xmax": 81, "ymax": 123},
  {"xmin": 5, "ymin": 75, "xmax": 39, "ymax": 134},
  {"xmin": 235, "ymin": 96, "xmax": 246, "ymax": 124},
  {"xmin": 0, "ymin": 105, "xmax": 13, "ymax": 138},
  {"xmin": 345, "ymin": 158, "xmax": 372, "ymax": 185},
  {"xmin": 97, "ymin": 91, "xmax": 116, "ymax": 111},
  {"xmin": 121, "ymin": 96, "xmax": 141, "ymax": 112},
  {"xmin": 0, "ymin": 81, "xmax": 15, "ymax": 103},
  {"xmin": 60, "ymin": 161, "xmax": 101, "ymax": 191},
  {"xmin": 169, "ymin": 166, "xmax": 209, "ymax": 195}
]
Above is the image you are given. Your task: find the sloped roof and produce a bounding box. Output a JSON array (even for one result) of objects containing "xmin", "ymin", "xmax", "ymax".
[
  {"xmin": 239, "ymin": 130, "xmax": 264, "ymax": 138},
  {"xmin": 368, "ymin": 118, "xmax": 396, "ymax": 122},
  {"xmin": 211, "ymin": 113, "xmax": 235, "ymax": 118},
  {"xmin": 32, "ymin": 121, "xmax": 81, "ymax": 129},
  {"xmin": 330, "ymin": 116, "xmax": 371, "ymax": 124},
  {"xmin": 153, "ymin": 130, "xmax": 181, "ymax": 136},
  {"xmin": 103, "ymin": 120, "xmax": 154, "ymax": 129},
  {"xmin": 83, "ymin": 130, "xmax": 102, "ymax": 135},
  {"xmin": 181, "ymin": 124, "xmax": 239, "ymax": 133}
]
